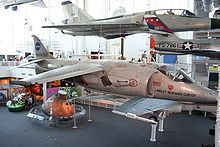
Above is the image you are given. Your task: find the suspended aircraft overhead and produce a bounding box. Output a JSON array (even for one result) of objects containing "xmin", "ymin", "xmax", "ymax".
[{"xmin": 42, "ymin": 1, "xmax": 220, "ymax": 39}]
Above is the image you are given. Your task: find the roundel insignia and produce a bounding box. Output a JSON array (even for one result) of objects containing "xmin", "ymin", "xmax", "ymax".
[
  {"xmin": 168, "ymin": 85, "xmax": 174, "ymax": 90},
  {"xmin": 35, "ymin": 42, "xmax": 41, "ymax": 51},
  {"xmin": 182, "ymin": 42, "xmax": 193, "ymax": 50},
  {"xmin": 129, "ymin": 78, "xmax": 138, "ymax": 87}
]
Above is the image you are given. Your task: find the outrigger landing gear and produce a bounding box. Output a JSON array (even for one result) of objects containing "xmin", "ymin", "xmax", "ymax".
[{"xmin": 112, "ymin": 111, "xmax": 158, "ymax": 142}]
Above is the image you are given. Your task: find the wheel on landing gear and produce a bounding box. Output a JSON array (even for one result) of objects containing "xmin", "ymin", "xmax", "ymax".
[
  {"xmin": 149, "ymin": 115, "xmax": 158, "ymax": 122},
  {"xmin": 12, "ymin": 6, "xmax": 17, "ymax": 11}
]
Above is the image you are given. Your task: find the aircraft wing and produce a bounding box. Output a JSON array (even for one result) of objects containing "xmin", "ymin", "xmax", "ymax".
[
  {"xmin": 11, "ymin": 63, "xmax": 103, "ymax": 85},
  {"xmin": 75, "ymin": 94, "xmax": 178, "ymax": 115},
  {"xmin": 76, "ymin": 94, "xmax": 125, "ymax": 100},
  {"xmin": 113, "ymin": 97, "xmax": 179, "ymax": 116},
  {"xmin": 43, "ymin": 23, "xmax": 148, "ymax": 39}
]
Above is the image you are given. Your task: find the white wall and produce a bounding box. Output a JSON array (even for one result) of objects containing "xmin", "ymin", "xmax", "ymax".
[{"xmin": 124, "ymin": 33, "xmax": 149, "ymax": 61}]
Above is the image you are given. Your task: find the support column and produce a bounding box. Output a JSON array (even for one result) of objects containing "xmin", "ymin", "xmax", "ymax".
[
  {"xmin": 43, "ymin": 82, "xmax": 47, "ymax": 102},
  {"xmin": 73, "ymin": 98, "xmax": 77, "ymax": 128},
  {"xmin": 158, "ymin": 119, "xmax": 164, "ymax": 132},
  {"xmin": 204, "ymin": 111, "xmax": 207, "ymax": 117},
  {"xmin": 215, "ymin": 96, "xmax": 220, "ymax": 147},
  {"xmin": 189, "ymin": 110, "xmax": 192, "ymax": 115},
  {"xmin": 88, "ymin": 100, "xmax": 92, "ymax": 122},
  {"xmin": 150, "ymin": 124, "xmax": 157, "ymax": 142},
  {"xmin": 121, "ymin": 38, "xmax": 124, "ymax": 58},
  {"xmin": 215, "ymin": 73, "xmax": 220, "ymax": 147},
  {"xmin": 158, "ymin": 112, "xmax": 166, "ymax": 132}
]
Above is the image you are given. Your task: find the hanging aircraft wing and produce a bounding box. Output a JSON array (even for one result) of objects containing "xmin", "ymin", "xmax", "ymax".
[
  {"xmin": 174, "ymin": 49, "xmax": 219, "ymax": 54},
  {"xmin": 43, "ymin": 23, "xmax": 148, "ymax": 39},
  {"xmin": 156, "ymin": 49, "xmax": 220, "ymax": 58},
  {"xmin": 157, "ymin": 49, "xmax": 217, "ymax": 54},
  {"xmin": 11, "ymin": 63, "xmax": 103, "ymax": 86},
  {"xmin": 112, "ymin": 97, "xmax": 179, "ymax": 116}
]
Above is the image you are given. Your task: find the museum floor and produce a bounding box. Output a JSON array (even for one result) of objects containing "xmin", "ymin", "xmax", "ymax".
[{"xmin": 0, "ymin": 106, "xmax": 215, "ymax": 147}]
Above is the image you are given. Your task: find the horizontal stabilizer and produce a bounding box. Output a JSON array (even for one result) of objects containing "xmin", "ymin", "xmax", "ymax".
[{"xmin": 8, "ymin": 59, "xmax": 45, "ymax": 71}]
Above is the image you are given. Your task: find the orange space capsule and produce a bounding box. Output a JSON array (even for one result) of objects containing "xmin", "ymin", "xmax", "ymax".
[{"xmin": 42, "ymin": 90, "xmax": 75, "ymax": 117}]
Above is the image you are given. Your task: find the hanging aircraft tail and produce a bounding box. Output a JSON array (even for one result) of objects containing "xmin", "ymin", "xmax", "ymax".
[
  {"xmin": 61, "ymin": 1, "xmax": 94, "ymax": 24},
  {"xmin": 32, "ymin": 35, "xmax": 55, "ymax": 59},
  {"xmin": 150, "ymin": 34, "xmax": 188, "ymax": 55},
  {"xmin": 150, "ymin": 33, "xmax": 183, "ymax": 49}
]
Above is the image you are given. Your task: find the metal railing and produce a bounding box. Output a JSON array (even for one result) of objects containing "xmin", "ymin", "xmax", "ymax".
[
  {"xmin": 0, "ymin": 61, "xmax": 21, "ymax": 66},
  {"xmin": 0, "ymin": 61, "xmax": 34, "ymax": 68}
]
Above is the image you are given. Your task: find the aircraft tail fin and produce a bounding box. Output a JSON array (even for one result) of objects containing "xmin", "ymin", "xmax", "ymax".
[
  {"xmin": 61, "ymin": 1, "xmax": 94, "ymax": 24},
  {"xmin": 32, "ymin": 35, "xmax": 55, "ymax": 59}
]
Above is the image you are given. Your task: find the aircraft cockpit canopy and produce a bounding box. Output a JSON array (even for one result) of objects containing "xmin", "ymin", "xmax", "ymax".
[
  {"xmin": 180, "ymin": 10, "xmax": 195, "ymax": 17},
  {"xmin": 172, "ymin": 69, "xmax": 195, "ymax": 84},
  {"xmin": 158, "ymin": 65, "xmax": 195, "ymax": 84},
  {"xmin": 147, "ymin": 9, "xmax": 195, "ymax": 17}
]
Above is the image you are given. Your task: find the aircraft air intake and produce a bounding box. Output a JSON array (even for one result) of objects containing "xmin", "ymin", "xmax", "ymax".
[{"xmin": 211, "ymin": 18, "xmax": 220, "ymax": 29}]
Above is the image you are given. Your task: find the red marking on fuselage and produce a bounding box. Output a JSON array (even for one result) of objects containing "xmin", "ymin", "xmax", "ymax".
[
  {"xmin": 168, "ymin": 85, "xmax": 174, "ymax": 90},
  {"xmin": 153, "ymin": 81, "xmax": 161, "ymax": 86},
  {"xmin": 129, "ymin": 78, "xmax": 138, "ymax": 87},
  {"xmin": 145, "ymin": 17, "xmax": 173, "ymax": 33}
]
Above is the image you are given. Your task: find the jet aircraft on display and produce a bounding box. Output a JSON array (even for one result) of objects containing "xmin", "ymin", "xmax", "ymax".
[
  {"xmin": 150, "ymin": 33, "xmax": 220, "ymax": 58},
  {"xmin": 11, "ymin": 35, "xmax": 217, "ymax": 118},
  {"xmin": 0, "ymin": 0, "xmax": 46, "ymax": 11},
  {"xmin": 42, "ymin": 1, "xmax": 220, "ymax": 39}
]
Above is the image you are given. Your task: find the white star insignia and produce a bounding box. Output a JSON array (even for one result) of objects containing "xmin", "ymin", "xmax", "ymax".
[{"xmin": 183, "ymin": 42, "xmax": 192, "ymax": 50}]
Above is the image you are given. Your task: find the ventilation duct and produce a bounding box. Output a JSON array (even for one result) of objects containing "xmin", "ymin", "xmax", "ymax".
[
  {"xmin": 213, "ymin": 0, "xmax": 220, "ymax": 8},
  {"xmin": 194, "ymin": 0, "xmax": 209, "ymax": 17},
  {"xmin": 202, "ymin": 0, "xmax": 213, "ymax": 12},
  {"xmin": 195, "ymin": 0, "xmax": 204, "ymax": 10}
]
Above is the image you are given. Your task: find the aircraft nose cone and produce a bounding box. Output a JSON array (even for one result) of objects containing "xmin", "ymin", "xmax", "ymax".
[
  {"xmin": 211, "ymin": 19, "xmax": 220, "ymax": 29},
  {"xmin": 203, "ymin": 89, "xmax": 218, "ymax": 104}
]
